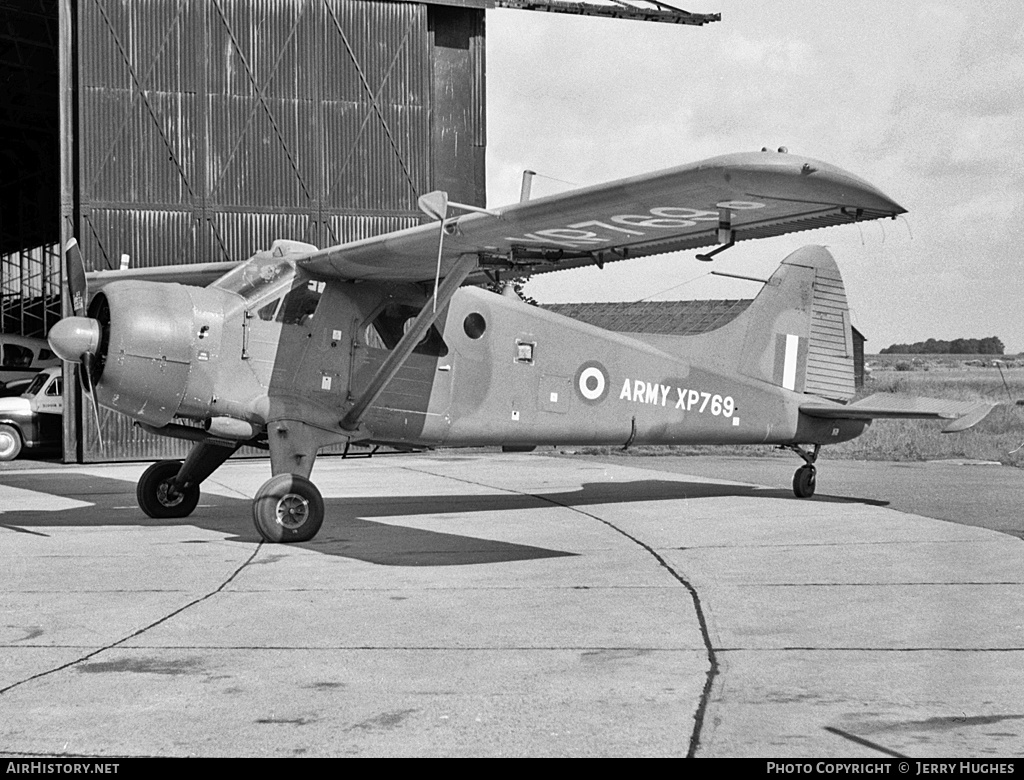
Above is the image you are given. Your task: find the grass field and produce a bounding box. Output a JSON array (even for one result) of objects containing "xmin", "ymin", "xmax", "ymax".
[
  {"xmin": 831, "ymin": 357, "xmax": 1024, "ymax": 466},
  {"xmin": 579, "ymin": 356, "xmax": 1024, "ymax": 468}
]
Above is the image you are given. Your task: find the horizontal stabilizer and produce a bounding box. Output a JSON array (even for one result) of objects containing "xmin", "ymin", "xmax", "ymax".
[{"xmin": 800, "ymin": 394, "xmax": 995, "ymax": 433}]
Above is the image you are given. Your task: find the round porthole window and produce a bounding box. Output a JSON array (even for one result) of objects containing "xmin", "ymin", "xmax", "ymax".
[{"xmin": 463, "ymin": 312, "xmax": 486, "ymax": 339}]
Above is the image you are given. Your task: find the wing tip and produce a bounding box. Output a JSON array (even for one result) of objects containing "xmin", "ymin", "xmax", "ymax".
[{"xmin": 941, "ymin": 403, "xmax": 996, "ymax": 433}]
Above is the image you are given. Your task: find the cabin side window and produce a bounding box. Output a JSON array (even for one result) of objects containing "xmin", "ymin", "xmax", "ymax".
[{"xmin": 362, "ymin": 303, "xmax": 448, "ymax": 357}]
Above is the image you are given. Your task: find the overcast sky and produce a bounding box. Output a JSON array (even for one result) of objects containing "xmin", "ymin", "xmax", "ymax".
[{"xmin": 484, "ymin": 1, "xmax": 1024, "ymax": 353}]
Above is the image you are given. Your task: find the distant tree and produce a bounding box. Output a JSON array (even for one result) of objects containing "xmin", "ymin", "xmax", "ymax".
[
  {"xmin": 978, "ymin": 336, "xmax": 1005, "ymax": 354},
  {"xmin": 881, "ymin": 336, "xmax": 1004, "ymax": 355}
]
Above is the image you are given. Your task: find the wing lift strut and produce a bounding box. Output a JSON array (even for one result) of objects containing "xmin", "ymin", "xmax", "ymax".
[{"xmin": 340, "ymin": 191, "xmax": 482, "ymax": 433}]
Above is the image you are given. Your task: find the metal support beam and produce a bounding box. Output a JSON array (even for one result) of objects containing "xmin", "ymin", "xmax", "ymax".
[
  {"xmin": 341, "ymin": 253, "xmax": 478, "ymax": 431},
  {"xmin": 492, "ymin": 0, "xmax": 721, "ymax": 26}
]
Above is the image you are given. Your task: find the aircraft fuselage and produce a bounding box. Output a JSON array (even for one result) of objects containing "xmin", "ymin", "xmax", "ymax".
[{"xmin": 88, "ymin": 260, "xmax": 865, "ymax": 454}]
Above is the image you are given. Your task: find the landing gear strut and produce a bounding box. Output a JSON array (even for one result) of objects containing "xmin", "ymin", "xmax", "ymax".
[
  {"xmin": 136, "ymin": 441, "xmax": 239, "ymax": 519},
  {"xmin": 783, "ymin": 443, "xmax": 820, "ymax": 498}
]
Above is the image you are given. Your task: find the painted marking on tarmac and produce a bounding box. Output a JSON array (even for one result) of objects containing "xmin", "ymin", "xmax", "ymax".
[
  {"xmin": 0, "ymin": 524, "xmax": 49, "ymax": 537},
  {"xmin": 0, "ymin": 485, "xmax": 92, "ymax": 513},
  {"xmin": 824, "ymin": 726, "xmax": 909, "ymax": 759},
  {"xmin": 111, "ymin": 504, "xmax": 219, "ymax": 510}
]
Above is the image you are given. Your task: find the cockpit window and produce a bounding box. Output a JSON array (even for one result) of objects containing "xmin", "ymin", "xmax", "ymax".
[
  {"xmin": 212, "ymin": 254, "xmax": 325, "ymax": 331},
  {"xmin": 277, "ymin": 279, "xmax": 323, "ymax": 326},
  {"xmin": 257, "ymin": 298, "xmax": 282, "ymax": 321},
  {"xmin": 212, "ymin": 253, "xmax": 294, "ymax": 302}
]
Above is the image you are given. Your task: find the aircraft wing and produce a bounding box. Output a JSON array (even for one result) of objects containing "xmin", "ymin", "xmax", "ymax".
[
  {"xmin": 86, "ymin": 262, "xmax": 240, "ymax": 291},
  {"xmin": 297, "ymin": 151, "xmax": 906, "ymax": 285},
  {"xmin": 800, "ymin": 395, "xmax": 995, "ymax": 433}
]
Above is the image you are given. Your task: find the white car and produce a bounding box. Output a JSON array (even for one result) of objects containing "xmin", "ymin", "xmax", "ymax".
[
  {"xmin": 0, "ymin": 334, "xmax": 61, "ymax": 395},
  {"xmin": 0, "ymin": 367, "xmax": 63, "ymax": 461}
]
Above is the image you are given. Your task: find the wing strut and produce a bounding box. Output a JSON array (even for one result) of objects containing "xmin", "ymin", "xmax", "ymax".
[{"xmin": 340, "ymin": 253, "xmax": 478, "ymax": 432}]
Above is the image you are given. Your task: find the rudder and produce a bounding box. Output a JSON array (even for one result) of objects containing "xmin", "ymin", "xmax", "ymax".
[{"xmin": 736, "ymin": 246, "xmax": 855, "ymax": 402}]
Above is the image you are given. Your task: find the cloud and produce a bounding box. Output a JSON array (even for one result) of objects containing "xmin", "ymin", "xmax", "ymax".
[{"xmin": 485, "ymin": 2, "xmax": 1024, "ymax": 351}]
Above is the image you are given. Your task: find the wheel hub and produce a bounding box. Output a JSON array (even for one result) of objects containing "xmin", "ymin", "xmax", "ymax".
[
  {"xmin": 275, "ymin": 493, "xmax": 310, "ymax": 529},
  {"xmin": 0, "ymin": 431, "xmax": 18, "ymax": 458},
  {"xmin": 156, "ymin": 481, "xmax": 184, "ymax": 507}
]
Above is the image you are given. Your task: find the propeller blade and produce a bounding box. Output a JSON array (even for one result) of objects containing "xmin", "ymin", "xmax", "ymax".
[
  {"xmin": 80, "ymin": 352, "xmax": 104, "ymax": 450},
  {"xmin": 65, "ymin": 238, "xmax": 89, "ymax": 318}
]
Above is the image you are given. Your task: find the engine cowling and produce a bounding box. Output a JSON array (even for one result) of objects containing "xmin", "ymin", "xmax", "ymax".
[{"xmin": 89, "ymin": 281, "xmax": 196, "ymax": 427}]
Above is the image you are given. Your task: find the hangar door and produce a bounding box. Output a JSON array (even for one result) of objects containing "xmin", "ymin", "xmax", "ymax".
[{"xmin": 65, "ymin": 0, "xmax": 485, "ymax": 461}]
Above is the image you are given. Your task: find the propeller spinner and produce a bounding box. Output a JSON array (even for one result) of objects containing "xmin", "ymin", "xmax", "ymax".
[{"xmin": 48, "ymin": 238, "xmax": 106, "ymax": 445}]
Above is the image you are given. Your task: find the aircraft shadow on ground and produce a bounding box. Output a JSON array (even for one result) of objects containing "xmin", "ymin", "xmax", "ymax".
[{"xmin": 0, "ymin": 472, "xmax": 889, "ymax": 566}]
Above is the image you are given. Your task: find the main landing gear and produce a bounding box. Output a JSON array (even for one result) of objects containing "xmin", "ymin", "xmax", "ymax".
[
  {"xmin": 783, "ymin": 443, "xmax": 820, "ymax": 498},
  {"xmin": 136, "ymin": 452, "xmax": 326, "ymax": 543},
  {"xmin": 135, "ymin": 430, "xmax": 330, "ymax": 543},
  {"xmin": 252, "ymin": 473, "xmax": 324, "ymax": 543}
]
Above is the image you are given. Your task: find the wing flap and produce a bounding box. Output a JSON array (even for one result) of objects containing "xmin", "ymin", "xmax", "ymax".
[
  {"xmin": 800, "ymin": 394, "xmax": 995, "ymax": 433},
  {"xmin": 297, "ymin": 151, "xmax": 906, "ymax": 284}
]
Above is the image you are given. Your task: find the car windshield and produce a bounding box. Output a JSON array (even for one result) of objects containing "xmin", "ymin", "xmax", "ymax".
[{"xmin": 25, "ymin": 372, "xmax": 49, "ymax": 396}]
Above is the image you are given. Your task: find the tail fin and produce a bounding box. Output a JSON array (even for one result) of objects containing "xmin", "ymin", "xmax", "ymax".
[{"xmin": 702, "ymin": 246, "xmax": 856, "ymax": 402}]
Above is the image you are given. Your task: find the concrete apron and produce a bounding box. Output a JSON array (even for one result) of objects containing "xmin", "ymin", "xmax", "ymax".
[{"xmin": 0, "ymin": 453, "xmax": 1020, "ymax": 757}]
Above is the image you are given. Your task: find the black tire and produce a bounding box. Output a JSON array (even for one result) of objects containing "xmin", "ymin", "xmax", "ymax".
[
  {"xmin": 137, "ymin": 460, "xmax": 200, "ymax": 518},
  {"xmin": 252, "ymin": 474, "xmax": 324, "ymax": 543},
  {"xmin": 0, "ymin": 424, "xmax": 22, "ymax": 461},
  {"xmin": 793, "ymin": 465, "xmax": 816, "ymax": 498}
]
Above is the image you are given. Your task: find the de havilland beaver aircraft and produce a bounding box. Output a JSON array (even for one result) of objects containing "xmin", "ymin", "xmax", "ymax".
[{"xmin": 47, "ymin": 150, "xmax": 993, "ymax": 543}]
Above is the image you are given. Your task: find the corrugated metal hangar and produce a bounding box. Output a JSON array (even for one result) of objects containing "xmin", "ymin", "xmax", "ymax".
[{"xmin": 0, "ymin": 0, "xmax": 720, "ymax": 462}]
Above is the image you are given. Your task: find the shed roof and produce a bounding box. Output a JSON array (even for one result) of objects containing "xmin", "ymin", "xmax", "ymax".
[
  {"xmin": 542, "ymin": 299, "xmax": 752, "ymax": 335},
  {"xmin": 543, "ymin": 299, "xmax": 866, "ymax": 340}
]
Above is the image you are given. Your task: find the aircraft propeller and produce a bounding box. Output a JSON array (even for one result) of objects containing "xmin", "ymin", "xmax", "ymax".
[{"xmin": 48, "ymin": 238, "xmax": 105, "ymax": 447}]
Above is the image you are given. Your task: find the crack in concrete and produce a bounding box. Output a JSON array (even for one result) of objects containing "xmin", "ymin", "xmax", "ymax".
[
  {"xmin": 0, "ymin": 544, "xmax": 264, "ymax": 696},
  {"xmin": 401, "ymin": 464, "xmax": 719, "ymax": 758}
]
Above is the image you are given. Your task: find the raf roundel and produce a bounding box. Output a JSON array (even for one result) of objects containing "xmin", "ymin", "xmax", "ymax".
[{"xmin": 575, "ymin": 361, "xmax": 610, "ymax": 404}]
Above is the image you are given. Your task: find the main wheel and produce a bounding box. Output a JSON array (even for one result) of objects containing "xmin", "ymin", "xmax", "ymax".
[
  {"xmin": 0, "ymin": 424, "xmax": 22, "ymax": 461},
  {"xmin": 137, "ymin": 460, "xmax": 200, "ymax": 518},
  {"xmin": 792, "ymin": 465, "xmax": 817, "ymax": 498},
  {"xmin": 252, "ymin": 474, "xmax": 324, "ymax": 543}
]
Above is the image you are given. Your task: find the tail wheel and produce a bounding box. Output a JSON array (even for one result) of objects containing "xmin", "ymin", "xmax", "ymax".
[
  {"xmin": 793, "ymin": 465, "xmax": 817, "ymax": 498},
  {"xmin": 0, "ymin": 424, "xmax": 23, "ymax": 461},
  {"xmin": 137, "ymin": 460, "xmax": 200, "ymax": 518},
  {"xmin": 252, "ymin": 474, "xmax": 324, "ymax": 543}
]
